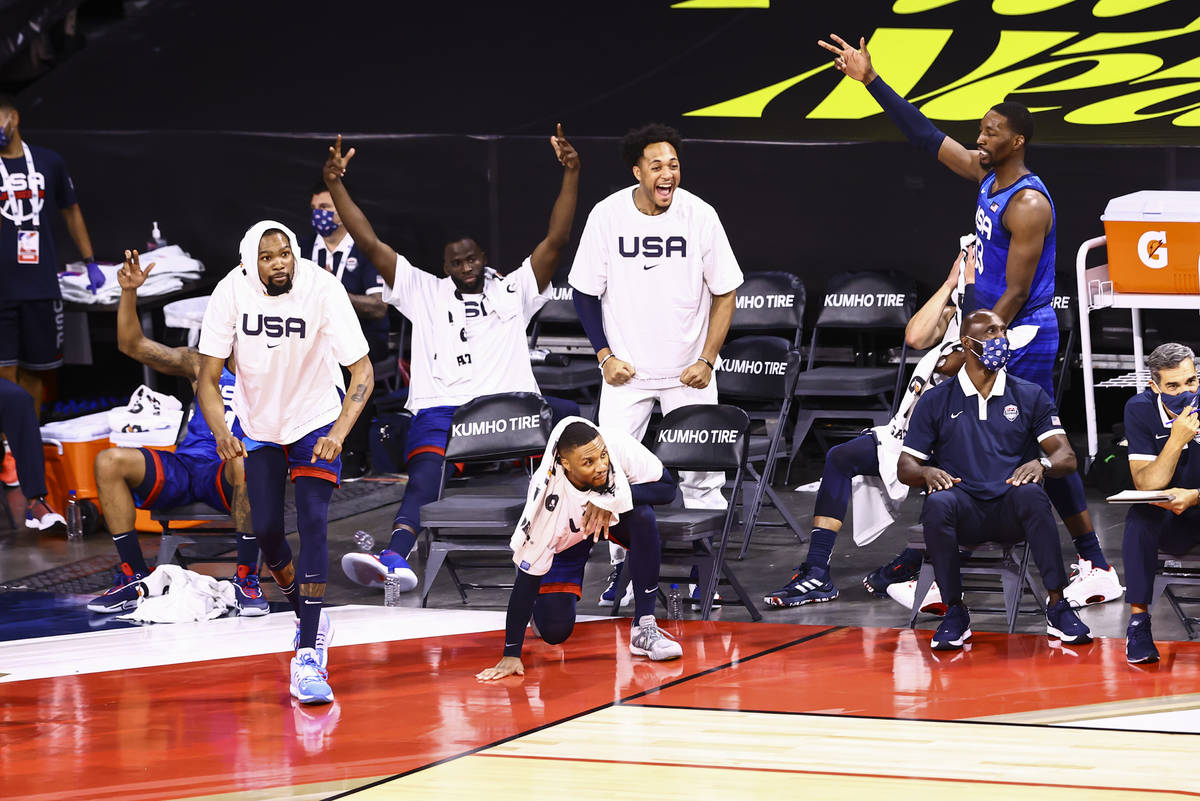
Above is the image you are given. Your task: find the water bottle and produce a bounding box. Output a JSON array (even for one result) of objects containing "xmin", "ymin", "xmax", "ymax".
[
  {"xmin": 384, "ymin": 573, "xmax": 401, "ymax": 607},
  {"xmin": 667, "ymin": 583, "xmax": 683, "ymax": 620},
  {"xmin": 353, "ymin": 529, "xmax": 375, "ymax": 552},
  {"xmin": 66, "ymin": 490, "xmax": 82, "ymax": 540}
]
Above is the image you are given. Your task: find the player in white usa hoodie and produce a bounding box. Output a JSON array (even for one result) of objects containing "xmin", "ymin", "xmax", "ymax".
[{"xmin": 197, "ymin": 220, "xmax": 372, "ymax": 705}]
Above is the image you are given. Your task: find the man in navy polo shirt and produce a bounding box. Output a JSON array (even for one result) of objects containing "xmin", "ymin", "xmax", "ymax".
[
  {"xmin": 1121, "ymin": 343, "xmax": 1200, "ymax": 664},
  {"xmin": 898, "ymin": 309, "xmax": 1090, "ymax": 650}
]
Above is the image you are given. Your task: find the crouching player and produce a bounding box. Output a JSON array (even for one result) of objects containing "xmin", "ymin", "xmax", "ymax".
[{"xmin": 477, "ymin": 419, "xmax": 680, "ymax": 680}]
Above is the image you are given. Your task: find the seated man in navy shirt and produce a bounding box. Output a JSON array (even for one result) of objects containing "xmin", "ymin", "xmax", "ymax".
[
  {"xmin": 303, "ymin": 181, "xmax": 390, "ymax": 477},
  {"xmin": 897, "ymin": 309, "xmax": 1091, "ymax": 650},
  {"xmin": 1121, "ymin": 342, "xmax": 1200, "ymax": 664}
]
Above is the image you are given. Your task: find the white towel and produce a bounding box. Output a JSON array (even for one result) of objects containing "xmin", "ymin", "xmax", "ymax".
[
  {"xmin": 431, "ymin": 268, "xmax": 525, "ymax": 385},
  {"xmin": 116, "ymin": 564, "xmax": 237, "ymax": 623},
  {"xmin": 510, "ymin": 416, "xmax": 633, "ymax": 576}
]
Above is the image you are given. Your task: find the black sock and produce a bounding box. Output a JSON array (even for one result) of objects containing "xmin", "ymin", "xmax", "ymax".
[
  {"xmin": 111, "ymin": 530, "xmax": 150, "ymax": 574},
  {"xmin": 298, "ymin": 595, "xmax": 323, "ymax": 650},
  {"xmin": 276, "ymin": 577, "xmax": 300, "ymax": 615},
  {"xmin": 235, "ymin": 532, "xmax": 259, "ymax": 573}
]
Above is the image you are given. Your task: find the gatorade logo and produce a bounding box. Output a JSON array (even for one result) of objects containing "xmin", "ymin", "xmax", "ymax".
[{"xmin": 1137, "ymin": 230, "xmax": 1167, "ymax": 269}]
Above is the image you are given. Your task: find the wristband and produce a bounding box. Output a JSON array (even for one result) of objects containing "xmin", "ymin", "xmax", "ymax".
[
  {"xmin": 698, "ymin": 356, "xmax": 714, "ymax": 370},
  {"xmin": 599, "ymin": 353, "xmax": 615, "ymax": 370}
]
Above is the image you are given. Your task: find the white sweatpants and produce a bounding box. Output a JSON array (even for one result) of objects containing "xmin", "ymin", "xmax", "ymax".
[{"xmin": 600, "ymin": 378, "xmax": 726, "ymax": 564}]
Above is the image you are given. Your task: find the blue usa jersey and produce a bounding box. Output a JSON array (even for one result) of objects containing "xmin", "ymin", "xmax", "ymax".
[
  {"xmin": 176, "ymin": 367, "xmax": 242, "ymax": 460},
  {"xmin": 973, "ymin": 171, "xmax": 1056, "ymax": 325}
]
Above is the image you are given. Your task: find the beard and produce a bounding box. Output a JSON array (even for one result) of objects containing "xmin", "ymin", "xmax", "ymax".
[{"xmin": 266, "ymin": 276, "xmax": 294, "ymax": 296}]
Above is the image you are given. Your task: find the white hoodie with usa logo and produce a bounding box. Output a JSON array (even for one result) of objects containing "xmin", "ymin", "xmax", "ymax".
[{"xmin": 198, "ymin": 220, "xmax": 369, "ymax": 444}]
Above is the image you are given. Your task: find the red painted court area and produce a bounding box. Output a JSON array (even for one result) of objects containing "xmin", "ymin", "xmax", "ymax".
[{"xmin": 3, "ymin": 620, "xmax": 1200, "ymax": 800}]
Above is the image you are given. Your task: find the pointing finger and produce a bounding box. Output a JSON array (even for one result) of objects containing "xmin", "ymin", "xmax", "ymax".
[
  {"xmin": 334, "ymin": 134, "xmax": 342, "ymax": 157},
  {"xmin": 829, "ymin": 33, "xmax": 850, "ymax": 50},
  {"xmin": 343, "ymin": 147, "xmax": 356, "ymax": 167},
  {"xmin": 556, "ymin": 122, "xmax": 564, "ymax": 139}
]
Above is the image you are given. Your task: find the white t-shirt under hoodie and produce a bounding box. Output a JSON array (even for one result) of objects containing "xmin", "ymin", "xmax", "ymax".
[
  {"xmin": 198, "ymin": 221, "xmax": 369, "ymax": 445},
  {"xmin": 568, "ymin": 185, "xmax": 743, "ymax": 388},
  {"xmin": 381, "ymin": 254, "xmax": 551, "ymax": 412}
]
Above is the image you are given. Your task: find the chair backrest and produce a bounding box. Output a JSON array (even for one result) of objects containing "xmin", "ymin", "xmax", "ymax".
[
  {"xmin": 716, "ymin": 335, "xmax": 793, "ymax": 401},
  {"xmin": 1054, "ymin": 298, "xmax": 1076, "ymax": 406},
  {"xmin": 650, "ymin": 404, "xmax": 750, "ymax": 472},
  {"xmin": 814, "ymin": 271, "xmax": 916, "ymax": 329},
  {"xmin": 730, "ymin": 272, "xmax": 806, "ymax": 345},
  {"xmin": 443, "ymin": 392, "xmax": 552, "ymax": 462},
  {"xmin": 531, "ymin": 282, "xmax": 579, "ymax": 325}
]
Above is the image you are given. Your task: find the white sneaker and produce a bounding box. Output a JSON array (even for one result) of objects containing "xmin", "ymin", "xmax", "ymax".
[
  {"xmin": 688, "ymin": 583, "xmax": 721, "ymax": 612},
  {"xmin": 290, "ymin": 648, "xmax": 334, "ymax": 704},
  {"xmin": 1062, "ymin": 560, "xmax": 1125, "ymax": 608},
  {"xmin": 630, "ymin": 615, "xmax": 682, "ymax": 661},
  {"xmin": 24, "ymin": 498, "xmax": 66, "ymax": 534},
  {"xmin": 292, "ymin": 609, "xmax": 335, "ymax": 669},
  {"xmin": 886, "ymin": 579, "xmax": 947, "ymax": 616}
]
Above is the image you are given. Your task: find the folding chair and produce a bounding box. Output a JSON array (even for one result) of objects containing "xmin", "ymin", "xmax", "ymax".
[
  {"xmin": 419, "ymin": 392, "xmax": 553, "ymax": 605},
  {"xmin": 788, "ymin": 271, "xmax": 916, "ymax": 473},
  {"xmin": 528, "ymin": 282, "xmax": 602, "ymax": 406},
  {"xmin": 1053, "ymin": 301, "xmax": 1076, "ymax": 408},
  {"xmin": 716, "ymin": 335, "xmax": 806, "ymax": 557},
  {"xmin": 613, "ymin": 404, "xmax": 759, "ymax": 621},
  {"xmin": 729, "ymin": 271, "xmax": 806, "ymax": 348},
  {"xmin": 906, "ymin": 527, "xmax": 1045, "ymax": 633},
  {"xmin": 150, "ymin": 401, "xmax": 237, "ymax": 569},
  {"xmin": 1151, "ymin": 548, "xmax": 1200, "ymax": 640}
]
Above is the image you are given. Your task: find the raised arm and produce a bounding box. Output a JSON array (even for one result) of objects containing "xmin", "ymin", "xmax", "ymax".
[
  {"xmin": 992, "ymin": 190, "xmax": 1051, "ymax": 326},
  {"xmin": 818, "ymin": 34, "xmax": 985, "ymax": 183},
  {"xmin": 906, "ymin": 254, "xmax": 961, "ymax": 350},
  {"xmin": 529, "ymin": 124, "xmax": 582, "ymax": 292},
  {"xmin": 116, "ymin": 250, "xmax": 201, "ymax": 380},
  {"xmin": 323, "ymin": 135, "xmax": 399, "ymax": 285}
]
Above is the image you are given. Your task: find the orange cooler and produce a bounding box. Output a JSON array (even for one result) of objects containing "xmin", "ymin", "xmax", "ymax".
[{"xmin": 1102, "ymin": 191, "xmax": 1200, "ymax": 294}]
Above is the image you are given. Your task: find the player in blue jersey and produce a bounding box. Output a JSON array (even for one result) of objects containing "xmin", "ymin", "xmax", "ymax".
[
  {"xmin": 818, "ymin": 34, "xmax": 1122, "ymax": 607},
  {"xmin": 87, "ymin": 250, "xmax": 266, "ymax": 616}
]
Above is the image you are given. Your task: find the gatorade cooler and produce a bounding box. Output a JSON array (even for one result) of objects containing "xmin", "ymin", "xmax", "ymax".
[
  {"xmin": 40, "ymin": 410, "xmax": 197, "ymax": 533},
  {"xmin": 1102, "ymin": 191, "xmax": 1200, "ymax": 294}
]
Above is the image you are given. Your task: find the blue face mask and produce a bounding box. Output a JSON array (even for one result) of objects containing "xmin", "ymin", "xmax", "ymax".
[
  {"xmin": 1158, "ymin": 387, "xmax": 1198, "ymax": 416},
  {"xmin": 311, "ymin": 208, "xmax": 338, "ymax": 237},
  {"xmin": 965, "ymin": 334, "xmax": 1010, "ymax": 372}
]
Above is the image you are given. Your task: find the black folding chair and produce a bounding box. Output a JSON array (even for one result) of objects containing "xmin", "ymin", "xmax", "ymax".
[
  {"xmin": 788, "ymin": 271, "xmax": 916, "ymax": 473},
  {"xmin": 716, "ymin": 336, "xmax": 806, "ymax": 557},
  {"xmin": 418, "ymin": 392, "xmax": 552, "ymax": 605},
  {"xmin": 729, "ymin": 271, "xmax": 806, "ymax": 348},
  {"xmin": 528, "ymin": 282, "xmax": 602, "ymax": 405},
  {"xmin": 613, "ymin": 404, "xmax": 758, "ymax": 621}
]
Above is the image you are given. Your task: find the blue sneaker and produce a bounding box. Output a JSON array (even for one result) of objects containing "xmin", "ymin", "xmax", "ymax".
[
  {"xmin": 293, "ymin": 609, "xmax": 335, "ymax": 670},
  {"xmin": 763, "ymin": 563, "xmax": 838, "ymax": 608},
  {"xmin": 931, "ymin": 604, "xmax": 972, "ymax": 650},
  {"xmin": 1046, "ymin": 598, "xmax": 1092, "ymax": 644},
  {"xmin": 340, "ymin": 548, "xmax": 418, "ymax": 591},
  {"xmin": 863, "ymin": 549, "xmax": 923, "ymax": 598},
  {"xmin": 290, "ymin": 648, "xmax": 334, "ymax": 704},
  {"xmin": 599, "ymin": 561, "xmax": 634, "ymax": 608},
  {"xmin": 1126, "ymin": 613, "xmax": 1159, "ymax": 664},
  {"xmin": 86, "ymin": 562, "xmax": 148, "ymax": 613},
  {"xmin": 231, "ymin": 565, "xmax": 270, "ymax": 617}
]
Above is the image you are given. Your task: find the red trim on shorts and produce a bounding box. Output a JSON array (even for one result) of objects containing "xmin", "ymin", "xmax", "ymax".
[
  {"xmin": 406, "ymin": 444, "xmax": 446, "ymax": 461},
  {"xmin": 290, "ymin": 465, "xmax": 339, "ymax": 486},
  {"xmin": 138, "ymin": 448, "xmax": 165, "ymax": 508},
  {"xmin": 214, "ymin": 459, "xmax": 232, "ymax": 511},
  {"xmin": 538, "ymin": 581, "xmax": 582, "ymax": 599}
]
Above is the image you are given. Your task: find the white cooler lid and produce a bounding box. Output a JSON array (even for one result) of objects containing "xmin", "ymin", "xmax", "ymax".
[
  {"xmin": 40, "ymin": 410, "xmax": 113, "ymax": 442},
  {"xmin": 1103, "ymin": 190, "xmax": 1200, "ymax": 222}
]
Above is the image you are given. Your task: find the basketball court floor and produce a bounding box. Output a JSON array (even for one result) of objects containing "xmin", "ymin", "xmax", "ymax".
[{"xmin": 3, "ymin": 477, "xmax": 1199, "ymax": 800}]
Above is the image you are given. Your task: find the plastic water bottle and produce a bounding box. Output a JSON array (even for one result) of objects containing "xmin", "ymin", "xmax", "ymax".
[
  {"xmin": 353, "ymin": 529, "xmax": 374, "ymax": 552},
  {"xmin": 667, "ymin": 583, "xmax": 683, "ymax": 620},
  {"xmin": 384, "ymin": 573, "xmax": 401, "ymax": 607},
  {"xmin": 65, "ymin": 490, "xmax": 82, "ymax": 540}
]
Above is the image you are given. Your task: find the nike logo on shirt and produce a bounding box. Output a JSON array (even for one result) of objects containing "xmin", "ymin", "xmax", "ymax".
[
  {"xmin": 267, "ymin": 343, "xmax": 281, "ymax": 349},
  {"xmin": 642, "ymin": 263, "xmax": 659, "ymax": 271},
  {"xmin": 951, "ymin": 411, "xmax": 964, "ymax": 419}
]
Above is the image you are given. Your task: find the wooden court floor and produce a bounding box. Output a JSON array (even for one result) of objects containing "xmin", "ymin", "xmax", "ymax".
[{"xmin": 3, "ymin": 616, "xmax": 1200, "ymax": 800}]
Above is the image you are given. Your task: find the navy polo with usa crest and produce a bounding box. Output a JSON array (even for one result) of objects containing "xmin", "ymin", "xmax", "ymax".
[{"xmin": 902, "ymin": 369, "xmax": 1066, "ymax": 499}]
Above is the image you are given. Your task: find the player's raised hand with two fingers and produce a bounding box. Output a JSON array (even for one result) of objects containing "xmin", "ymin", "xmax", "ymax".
[
  {"xmin": 818, "ymin": 34, "xmax": 876, "ymax": 84},
  {"xmin": 323, "ymin": 134, "xmax": 356, "ymax": 187},
  {"xmin": 117, "ymin": 249, "xmax": 156, "ymax": 291},
  {"xmin": 551, "ymin": 123, "xmax": 580, "ymax": 171}
]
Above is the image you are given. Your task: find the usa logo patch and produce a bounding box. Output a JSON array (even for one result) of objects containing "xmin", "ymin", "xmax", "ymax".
[{"xmin": 1004, "ymin": 404, "xmax": 1019, "ymax": 422}]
